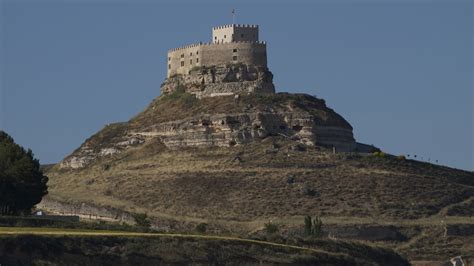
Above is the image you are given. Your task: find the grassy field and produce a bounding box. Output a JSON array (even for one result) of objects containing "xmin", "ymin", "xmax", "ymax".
[
  {"xmin": 0, "ymin": 226, "xmax": 409, "ymax": 265},
  {"xmin": 0, "ymin": 226, "xmax": 328, "ymax": 253}
]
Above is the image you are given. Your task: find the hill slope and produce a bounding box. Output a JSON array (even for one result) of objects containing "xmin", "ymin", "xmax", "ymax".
[{"xmin": 44, "ymin": 92, "xmax": 474, "ymax": 263}]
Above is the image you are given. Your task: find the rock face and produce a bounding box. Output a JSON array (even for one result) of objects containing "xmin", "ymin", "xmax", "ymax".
[
  {"xmin": 59, "ymin": 123, "xmax": 137, "ymax": 169},
  {"xmin": 160, "ymin": 64, "xmax": 275, "ymax": 98},
  {"xmin": 59, "ymin": 93, "xmax": 357, "ymax": 170},
  {"xmin": 132, "ymin": 112, "xmax": 355, "ymax": 150}
]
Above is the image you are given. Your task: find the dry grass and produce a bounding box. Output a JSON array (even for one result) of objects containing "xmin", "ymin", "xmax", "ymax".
[
  {"xmin": 128, "ymin": 92, "xmax": 352, "ymax": 130},
  {"xmin": 44, "ymin": 94, "xmax": 474, "ymax": 262},
  {"xmin": 0, "ymin": 227, "xmax": 411, "ymax": 265},
  {"xmin": 47, "ymin": 139, "xmax": 473, "ymax": 225}
]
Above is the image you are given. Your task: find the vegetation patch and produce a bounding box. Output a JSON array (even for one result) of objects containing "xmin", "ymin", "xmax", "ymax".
[{"xmin": 0, "ymin": 230, "xmax": 409, "ymax": 265}]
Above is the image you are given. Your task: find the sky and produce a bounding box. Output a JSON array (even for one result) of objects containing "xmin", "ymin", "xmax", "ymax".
[{"xmin": 0, "ymin": 1, "xmax": 472, "ymax": 171}]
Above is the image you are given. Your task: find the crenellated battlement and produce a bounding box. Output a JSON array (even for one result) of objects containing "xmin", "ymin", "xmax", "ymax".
[
  {"xmin": 212, "ymin": 24, "xmax": 258, "ymax": 30},
  {"xmin": 168, "ymin": 42, "xmax": 204, "ymax": 52},
  {"xmin": 168, "ymin": 41, "xmax": 266, "ymax": 53}
]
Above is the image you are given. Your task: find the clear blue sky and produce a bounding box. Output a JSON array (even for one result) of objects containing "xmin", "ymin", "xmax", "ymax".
[{"xmin": 1, "ymin": 1, "xmax": 472, "ymax": 171}]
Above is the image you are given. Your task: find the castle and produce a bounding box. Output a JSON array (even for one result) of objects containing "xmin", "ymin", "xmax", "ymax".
[
  {"xmin": 59, "ymin": 22, "xmax": 367, "ymax": 171},
  {"xmin": 161, "ymin": 24, "xmax": 275, "ymax": 98}
]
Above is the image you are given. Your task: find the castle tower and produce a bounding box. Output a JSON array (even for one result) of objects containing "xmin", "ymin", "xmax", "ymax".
[{"xmin": 212, "ymin": 24, "xmax": 259, "ymax": 44}]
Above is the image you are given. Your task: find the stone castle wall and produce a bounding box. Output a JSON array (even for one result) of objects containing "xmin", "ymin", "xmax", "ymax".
[{"xmin": 167, "ymin": 42, "xmax": 267, "ymax": 78}]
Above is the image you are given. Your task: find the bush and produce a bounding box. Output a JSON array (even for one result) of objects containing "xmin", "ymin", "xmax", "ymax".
[
  {"xmin": 286, "ymin": 175, "xmax": 295, "ymax": 184},
  {"xmin": 397, "ymin": 155, "xmax": 406, "ymax": 160},
  {"xmin": 304, "ymin": 215, "xmax": 323, "ymax": 238},
  {"xmin": 132, "ymin": 213, "xmax": 151, "ymax": 228},
  {"xmin": 181, "ymin": 93, "xmax": 197, "ymax": 107},
  {"xmin": 372, "ymin": 151, "xmax": 385, "ymax": 158},
  {"xmin": 195, "ymin": 223, "xmax": 208, "ymax": 233},
  {"xmin": 101, "ymin": 164, "xmax": 111, "ymax": 171},
  {"xmin": 301, "ymin": 184, "xmax": 318, "ymax": 197},
  {"xmin": 162, "ymin": 84, "xmax": 197, "ymax": 107},
  {"xmin": 264, "ymin": 222, "xmax": 279, "ymax": 234}
]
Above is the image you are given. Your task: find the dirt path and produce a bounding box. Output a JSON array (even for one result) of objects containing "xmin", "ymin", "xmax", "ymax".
[
  {"xmin": 433, "ymin": 195, "xmax": 473, "ymax": 217},
  {"xmin": 0, "ymin": 226, "xmax": 337, "ymax": 256}
]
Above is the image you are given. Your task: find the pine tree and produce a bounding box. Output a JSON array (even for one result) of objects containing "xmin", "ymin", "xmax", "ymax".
[
  {"xmin": 0, "ymin": 131, "xmax": 48, "ymax": 215},
  {"xmin": 304, "ymin": 215, "xmax": 312, "ymax": 235},
  {"xmin": 304, "ymin": 215, "xmax": 323, "ymax": 238}
]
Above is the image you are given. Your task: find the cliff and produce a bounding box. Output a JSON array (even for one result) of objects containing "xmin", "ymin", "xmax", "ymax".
[{"xmin": 161, "ymin": 64, "xmax": 275, "ymax": 98}]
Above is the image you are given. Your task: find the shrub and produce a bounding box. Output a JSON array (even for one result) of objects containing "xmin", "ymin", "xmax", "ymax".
[
  {"xmin": 101, "ymin": 164, "xmax": 110, "ymax": 171},
  {"xmin": 372, "ymin": 151, "xmax": 385, "ymax": 157},
  {"xmin": 286, "ymin": 175, "xmax": 295, "ymax": 184},
  {"xmin": 195, "ymin": 223, "xmax": 208, "ymax": 233},
  {"xmin": 304, "ymin": 215, "xmax": 323, "ymax": 238},
  {"xmin": 397, "ymin": 155, "xmax": 406, "ymax": 160},
  {"xmin": 161, "ymin": 84, "xmax": 197, "ymax": 107},
  {"xmin": 132, "ymin": 213, "xmax": 151, "ymax": 228},
  {"xmin": 264, "ymin": 222, "xmax": 279, "ymax": 234},
  {"xmin": 174, "ymin": 84, "xmax": 186, "ymax": 94},
  {"xmin": 181, "ymin": 93, "xmax": 197, "ymax": 107},
  {"xmin": 163, "ymin": 84, "xmax": 186, "ymax": 100},
  {"xmin": 301, "ymin": 184, "xmax": 318, "ymax": 197}
]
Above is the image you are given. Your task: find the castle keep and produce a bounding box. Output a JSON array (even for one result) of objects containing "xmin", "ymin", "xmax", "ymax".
[{"xmin": 161, "ymin": 24, "xmax": 275, "ymax": 98}]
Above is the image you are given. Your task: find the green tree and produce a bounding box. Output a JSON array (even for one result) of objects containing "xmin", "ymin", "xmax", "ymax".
[
  {"xmin": 264, "ymin": 221, "xmax": 279, "ymax": 234},
  {"xmin": 195, "ymin": 223, "xmax": 208, "ymax": 233},
  {"xmin": 132, "ymin": 213, "xmax": 151, "ymax": 228},
  {"xmin": 304, "ymin": 215, "xmax": 323, "ymax": 238},
  {"xmin": 304, "ymin": 215, "xmax": 312, "ymax": 235},
  {"xmin": 0, "ymin": 131, "xmax": 48, "ymax": 215}
]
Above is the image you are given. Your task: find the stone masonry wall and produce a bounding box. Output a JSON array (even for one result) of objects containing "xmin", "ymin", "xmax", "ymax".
[{"xmin": 167, "ymin": 42, "xmax": 267, "ymax": 78}]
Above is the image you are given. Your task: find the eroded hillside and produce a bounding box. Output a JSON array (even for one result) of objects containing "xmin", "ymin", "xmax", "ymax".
[{"xmin": 43, "ymin": 92, "xmax": 474, "ymax": 263}]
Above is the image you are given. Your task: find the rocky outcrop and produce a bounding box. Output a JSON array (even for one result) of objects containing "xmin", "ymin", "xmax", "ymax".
[
  {"xmin": 38, "ymin": 198, "xmax": 133, "ymax": 223},
  {"xmin": 59, "ymin": 93, "xmax": 357, "ymax": 170},
  {"xmin": 161, "ymin": 64, "xmax": 275, "ymax": 98},
  {"xmin": 59, "ymin": 116, "xmax": 354, "ymax": 170},
  {"xmin": 59, "ymin": 123, "xmax": 144, "ymax": 169},
  {"xmin": 132, "ymin": 111, "xmax": 355, "ymax": 150}
]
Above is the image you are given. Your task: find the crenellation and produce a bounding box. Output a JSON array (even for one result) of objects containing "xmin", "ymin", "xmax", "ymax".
[{"xmin": 168, "ymin": 40, "xmax": 266, "ymax": 53}]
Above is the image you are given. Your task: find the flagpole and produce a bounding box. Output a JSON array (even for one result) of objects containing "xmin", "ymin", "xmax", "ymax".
[{"xmin": 232, "ymin": 9, "xmax": 235, "ymax": 25}]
